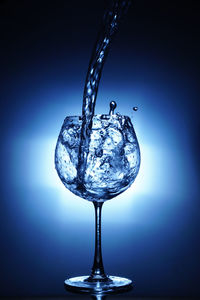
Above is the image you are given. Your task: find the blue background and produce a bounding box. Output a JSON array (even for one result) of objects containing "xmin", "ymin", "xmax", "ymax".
[{"xmin": 0, "ymin": 0, "xmax": 200, "ymax": 298}]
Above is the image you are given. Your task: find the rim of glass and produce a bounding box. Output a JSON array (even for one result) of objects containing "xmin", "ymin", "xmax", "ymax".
[{"xmin": 64, "ymin": 114, "xmax": 130, "ymax": 121}]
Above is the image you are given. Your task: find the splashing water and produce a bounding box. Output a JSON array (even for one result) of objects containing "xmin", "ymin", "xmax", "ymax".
[
  {"xmin": 55, "ymin": 114, "xmax": 140, "ymax": 201},
  {"xmin": 109, "ymin": 101, "xmax": 117, "ymax": 115},
  {"xmin": 55, "ymin": 0, "xmax": 140, "ymax": 202},
  {"xmin": 77, "ymin": 0, "xmax": 132, "ymax": 191}
]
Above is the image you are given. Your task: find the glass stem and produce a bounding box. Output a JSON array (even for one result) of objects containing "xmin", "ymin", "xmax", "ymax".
[{"xmin": 90, "ymin": 201, "xmax": 107, "ymax": 281}]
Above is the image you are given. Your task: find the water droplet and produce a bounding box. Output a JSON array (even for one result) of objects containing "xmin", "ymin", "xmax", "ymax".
[
  {"xmin": 109, "ymin": 101, "xmax": 117, "ymax": 115},
  {"xmin": 133, "ymin": 107, "xmax": 138, "ymax": 111}
]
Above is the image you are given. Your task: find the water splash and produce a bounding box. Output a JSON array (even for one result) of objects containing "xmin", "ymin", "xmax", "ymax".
[
  {"xmin": 77, "ymin": 0, "xmax": 132, "ymax": 190},
  {"xmin": 55, "ymin": 114, "xmax": 140, "ymax": 201},
  {"xmin": 109, "ymin": 101, "xmax": 117, "ymax": 115},
  {"xmin": 133, "ymin": 106, "xmax": 138, "ymax": 111}
]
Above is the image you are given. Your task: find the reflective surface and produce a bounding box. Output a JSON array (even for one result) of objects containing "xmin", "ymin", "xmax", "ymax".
[{"xmin": 65, "ymin": 275, "xmax": 132, "ymax": 294}]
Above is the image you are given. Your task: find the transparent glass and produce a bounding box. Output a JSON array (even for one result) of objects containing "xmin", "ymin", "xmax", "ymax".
[{"xmin": 55, "ymin": 114, "xmax": 140, "ymax": 294}]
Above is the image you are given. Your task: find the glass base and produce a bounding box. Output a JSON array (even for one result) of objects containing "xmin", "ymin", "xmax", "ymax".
[{"xmin": 64, "ymin": 275, "xmax": 132, "ymax": 294}]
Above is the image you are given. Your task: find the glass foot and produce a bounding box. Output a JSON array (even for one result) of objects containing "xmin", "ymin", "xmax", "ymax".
[{"xmin": 64, "ymin": 275, "xmax": 132, "ymax": 294}]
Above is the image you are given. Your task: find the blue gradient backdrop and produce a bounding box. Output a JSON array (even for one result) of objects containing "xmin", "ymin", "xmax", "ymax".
[{"xmin": 0, "ymin": 0, "xmax": 200, "ymax": 298}]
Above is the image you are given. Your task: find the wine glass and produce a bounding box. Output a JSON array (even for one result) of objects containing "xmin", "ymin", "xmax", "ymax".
[{"xmin": 55, "ymin": 113, "xmax": 140, "ymax": 294}]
